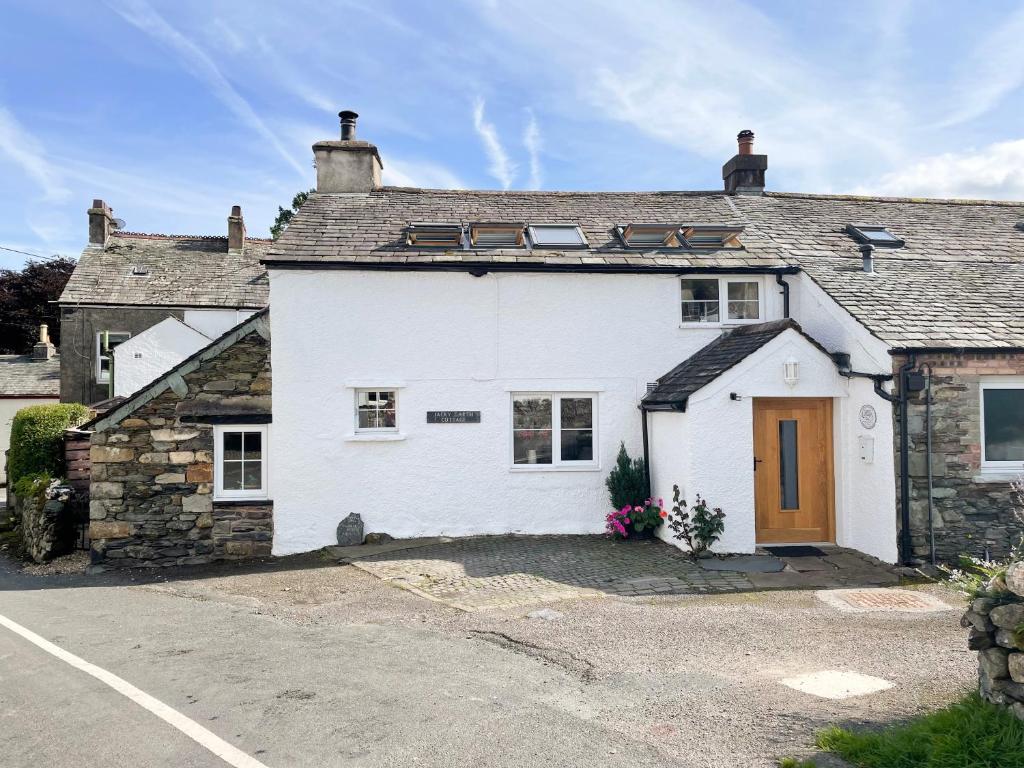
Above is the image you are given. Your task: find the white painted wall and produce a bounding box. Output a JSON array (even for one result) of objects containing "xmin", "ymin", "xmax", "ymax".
[
  {"xmin": 113, "ymin": 318, "xmax": 210, "ymax": 397},
  {"xmin": 268, "ymin": 267, "xmax": 896, "ymax": 561},
  {"xmin": 183, "ymin": 309, "xmax": 257, "ymax": 340},
  {"xmin": 1, "ymin": 398, "xmax": 59, "ymax": 484},
  {"xmin": 649, "ymin": 329, "xmax": 898, "ymax": 562}
]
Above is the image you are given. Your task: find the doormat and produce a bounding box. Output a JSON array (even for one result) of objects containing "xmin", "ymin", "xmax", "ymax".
[{"xmin": 764, "ymin": 545, "xmax": 826, "ymax": 557}]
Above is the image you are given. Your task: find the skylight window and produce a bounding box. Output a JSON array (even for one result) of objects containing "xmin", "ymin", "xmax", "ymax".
[
  {"xmin": 846, "ymin": 224, "xmax": 905, "ymax": 248},
  {"xmin": 131, "ymin": 265, "xmax": 150, "ymax": 276},
  {"xmin": 469, "ymin": 223, "xmax": 525, "ymax": 248},
  {"xmin": 407, "ymin": 223, "xmax": 464, "ymax": 248},
  {"xmin": 680, "ymin": 225, "xmax": 744, "ymax": 249},
  {"xmin": 618, "ymin": 224, "xmax": 682, "ymax": 248},
  {"xmin": 527, "ymin": 224, "xmax": 587, "ymax": 248}
]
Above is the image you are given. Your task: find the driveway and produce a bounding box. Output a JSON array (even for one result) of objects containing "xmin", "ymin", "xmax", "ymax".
[{"xmin": 0, "ymin": 547, "xmax": 970, "ymax": 768}]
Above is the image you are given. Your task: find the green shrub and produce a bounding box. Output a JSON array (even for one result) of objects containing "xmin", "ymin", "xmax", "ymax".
[
  {"xmin": 12, "ymin": 472, "xmax": 53, "ymax": 506},
  {"xmin": 605, "ymin": 443, "xmax": 648, "ymax": 511},
  {"xmin": 7, "ymin": 403, "xmax": 90, "ymax": 488}
]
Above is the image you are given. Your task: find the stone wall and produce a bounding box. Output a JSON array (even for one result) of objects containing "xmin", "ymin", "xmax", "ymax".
[
  {"xmin": 894, "ymin": 351, "xmax": 1024, "ymax": 562},
  {"xmin": 14, "ymin": 487, "xmax": 78, "ymax": 563},
  {"xmin": 964, "ymin": 562, "xmax": 1024, "ymax": 720},
  {"xmin": 88, "ymin": 331, "xmax": 272, "ymax": 567}
]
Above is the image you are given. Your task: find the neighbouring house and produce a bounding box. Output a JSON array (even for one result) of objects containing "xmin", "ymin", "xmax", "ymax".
[
  {"xmin": 0, "ymin": 326, "xmax": 59, "ymax": 486},
  {"xmin": 112, "ymin": 317, "xmax": 213, "ymax": 398},
  {"xmin": 58, "ymin": 201, "xmax": 268, "ymax": 406},
  {"xmin": 80, "ymin": 111, "xmax": 1024, "ymax": 569}
]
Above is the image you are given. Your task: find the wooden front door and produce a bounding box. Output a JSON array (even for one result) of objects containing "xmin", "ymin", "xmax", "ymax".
[{"xmin": 753, "ymin": 397, "xmax": 835, "ymax": 544}]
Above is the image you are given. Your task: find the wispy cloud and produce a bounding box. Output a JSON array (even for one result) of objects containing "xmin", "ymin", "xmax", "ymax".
[
  {"xmin": 523, "ymin": 109, "xmax": 542, "ymax": 189},
  {"xmin": 0, "ymin": 107, "xmax": 69, "ymax": 201},
  {"xmin": 108, "ymin": 0, "xmax": 306, "ymax": 177},
  {"xmin": 472, "ymin": 98, "xmax": 515, "ymax": 189},
  {"xmin": 383, "ymin": 157, "xmax": 466, "ymax": 189}
]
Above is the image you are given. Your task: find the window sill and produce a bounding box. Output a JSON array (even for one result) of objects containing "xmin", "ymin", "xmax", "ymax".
[
  {"xmin": 344, "ymin": 433, "xmax": 407, "ymax": 442},
  {"xmin": 679, "ymin": 320, "xmax": 765, "ymax": 329},
  {"xmin": 213, "ymin": 498, "xmax": 273, "ymax": 507},
  {"xmin": 509, "ymin": 464, "xmax": 601, "ymax": 473},
  {"xmin": 973, "ymin": 471, "xmax": 1022, "ymax": 484}
]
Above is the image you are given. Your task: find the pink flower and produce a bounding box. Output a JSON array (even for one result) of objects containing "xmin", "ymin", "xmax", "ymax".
[
  {"xmin": 658, "ymin": 498, "xmax": 664, "ymax": 508},
  {"xmin": 634, "ymin": 506, "xmax": 642, "ymax": 513}
]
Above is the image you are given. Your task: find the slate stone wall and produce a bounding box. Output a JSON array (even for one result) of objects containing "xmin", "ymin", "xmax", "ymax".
[
  {"xmin": 88, "ymin": 331, "xmax": 272, "ymax": 568},
  {"xmin": 964, "ymin": 562, "xmax": 1024, "ymax": 721},
  {"xmin": 16, "ymin": 490, "xmax": 78, "ymax": 563},
  {"xmin": 894, "ymin": 351, "xmax": 1024, "ymax": 562}
]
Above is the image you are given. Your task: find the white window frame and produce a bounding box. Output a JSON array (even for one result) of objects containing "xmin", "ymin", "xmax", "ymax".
[
  {"xmin": 213, "ymin": 424, "xmax": 270, "ymax": 501},
  {"xmin": 679, "ymin": 276, "xmax": 765, "ymax": 327},
  {"xmin": 509, "ymin": 392, "xmax": 599, "ymax": 471},
  {"xmin": 95, "ymin": 331, "xmax": 131, "ymax": 383},
  {"xmin": 355, "ymin": 388, "xmax": 399, "ymax": 433},
  {"xmin": 979, "ymin": 378, "xmax": 1024, "ymax": 472}
]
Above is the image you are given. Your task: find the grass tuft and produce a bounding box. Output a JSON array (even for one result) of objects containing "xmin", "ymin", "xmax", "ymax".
[
  {"xmin": 778, "ymin": 758, "xmax": 816, "ymax": 768},
  {"xmin": 817, "ymin": 693, "xmax": 1024, "ymax": 768}
]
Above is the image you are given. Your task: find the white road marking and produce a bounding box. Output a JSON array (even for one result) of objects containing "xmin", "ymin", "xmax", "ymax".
[{"xmin": 0, "ymin": 611, "xmax": 270, "ymax": 768}]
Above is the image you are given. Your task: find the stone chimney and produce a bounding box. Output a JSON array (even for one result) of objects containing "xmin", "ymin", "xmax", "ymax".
[
  {"xmin": 31, "ymin": 324, "xmax": 56, "ymax": 360},
  {"xmin": 228, "ymin": 205, "xmax": 246, "ymax": 253},
  {"xmin": 722, "ymin": 130, "xmax": 767, "ymax": 195},
  {"xmin": 88, "ymin": 199, "xmax": 114, "ymax": 246},
  {"xmin": 313, "ymin": 110, "xmax": 383, "ymax": 193}
]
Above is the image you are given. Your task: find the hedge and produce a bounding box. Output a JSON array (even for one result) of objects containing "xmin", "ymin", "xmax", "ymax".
[{"xmin": 7, "ymin": 403, "xmax": 91, "ymax": 488}]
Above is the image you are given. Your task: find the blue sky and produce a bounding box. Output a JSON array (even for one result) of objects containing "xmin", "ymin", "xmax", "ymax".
[{"xmin": 2, "ymin": 0, "xmax": 1024, "ymax": 268}]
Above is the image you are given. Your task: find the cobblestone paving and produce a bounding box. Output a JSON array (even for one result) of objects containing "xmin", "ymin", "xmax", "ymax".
[{"xmin": 352, "ymin": 535, "xmax": 747, "ymax": 611}]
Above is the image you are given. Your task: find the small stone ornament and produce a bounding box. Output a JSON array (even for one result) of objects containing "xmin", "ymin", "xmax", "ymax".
[{"xmin": 336, "ymin": 513, "xmax": 364, "ymax": 546}]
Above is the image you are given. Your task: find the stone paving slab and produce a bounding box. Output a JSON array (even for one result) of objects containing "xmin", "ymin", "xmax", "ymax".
[{"xmin": 350, "ymin": 535, "xmax": 901, "ymax": 612}]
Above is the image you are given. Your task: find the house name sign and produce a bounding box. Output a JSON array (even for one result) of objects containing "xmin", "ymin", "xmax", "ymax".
[
  {"xmin": 858, "ymin": 404, "xmax": 877, "ymax": 430},
  {"xmin": 427, "ymin": 411, "xmax": 481, "ymax": 424}
]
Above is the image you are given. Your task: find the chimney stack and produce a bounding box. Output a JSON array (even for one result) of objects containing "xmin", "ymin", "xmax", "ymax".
[
  {"xmin": 228, "ymin": 205, "xmax": 246, "ymax": 253},
  {"xmin": 31, "ymin": 323, "xmax": 55, "ymax": 360},
  {"xmin": 722, "ymin": 130, "xmax": 767, "ymax": 195},
  {"xmin": 88, "ymin": 199, "xmax": 114, "ymax": 246},
  {"xmin": 313, "ymin": 110, "xmax": 383, "ymax": 193}
]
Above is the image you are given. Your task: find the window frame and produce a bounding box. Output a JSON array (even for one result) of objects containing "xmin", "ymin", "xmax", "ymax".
[
  {"xmin": 509, "ymin": 392, "xmax": 599, "ymax": 471},
  {"xmin": 845, "ymin": 223, "xmax": 905, "ymax": 248},
  {"xmin": 469, "ymin": 222, "xmax": 526, "ymax": 249},
  {"xmin": 406, "ymin": 222, "xmax": 464, "ymax": 248},
  {"xmin": 354, "ymin": 388, "xmax": 400, "ymax": 433},
  {"xmin": 979, "ymin": 378, "xmax": 1024, "ymax": 472},
  {"xmin": 680, "ymin": 276, "xmax": 765, "ymax": 326},
  {"xmin": 95, "ymin": 331, "xmax": 131, "ymax": 383},
  {"xmin": 526, "ymin": 224, "xmax": 589, "ymax": 249},
  {"xmin": 213, "ymin": 424, "xmax": 270, "ymax": 501}
]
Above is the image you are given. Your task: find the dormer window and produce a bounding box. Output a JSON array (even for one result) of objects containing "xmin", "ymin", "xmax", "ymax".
[
  {"xmin": 617, "ymin": 224, "xmax": 682, "ymax": 248},
  {"xmin": 407, "ymin": 223, "xmax": 464, "ymax": 248},
  {"xmin": 681, "ymin": 225, "xmax": 743, "ymax": 249},
  {"xmin": 469, "ymin": 223, "xmax": 525, "ymax": 248},
  {"xmin": 527, "ymin": 224, "xmax": 587, "ymax": 248},
  {"xmin": 846, "ymin": 224, "xmax": 904, "ymax": 248}
]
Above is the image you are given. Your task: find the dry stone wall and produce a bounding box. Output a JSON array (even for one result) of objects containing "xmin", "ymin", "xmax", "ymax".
[
  {"xmin": 88, "ymin": 331, "xmax": 272, "ymax": 568},
  {"xmin": 966, "ymin": 562, "xmax": 1024, "ymax": 720}
]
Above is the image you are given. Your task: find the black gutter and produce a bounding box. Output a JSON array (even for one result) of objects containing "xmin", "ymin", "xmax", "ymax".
[
  {"xmin": 262, "ymin": 260, "xmax": 803, "ymax": 276},
  {"xmin": 837, "ymin": 369, "xmax": 897, "ymax": 402},
  {"xmin": 888, "ymin": 346, "xmax": 1024, "ymax": 354},
  {"xmin": 897, "ymin": 354, "xmax": 917, "ymax": 565},
  {"xmin": 775, "ymin": 273, "xmax": 790, "ymax": 318}
]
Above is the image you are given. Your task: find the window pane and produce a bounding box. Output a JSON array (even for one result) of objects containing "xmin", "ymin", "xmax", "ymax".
[
  {"xmin": 224, "ymin": 432, "xmax": 243, "ymax": 460},
  {"xmin": 681, "ymin": 279, "xmax": 720, "ymax": 323},
  {"xmin": 242, "ymin": 461, "xmax": 262, "ymax": 490},
  {"xmin": 561, "ymin": 429, "xmax": 593, "ymax": 461},
  {"xmin": 532, "ymin": 226, "xmax": 584, "ymax": 246},
  {"xmin": 513, "ymin": 397, "xmax": 552, "ymax": 429},
  {"xmin": 727, "ymin": 282, "xmax": 758, "ymax": 301},
  {"xmin": 779, "ymin": 420, "xmax": 799, "ymax": 510},
  {"xmin": 243, "ymin": 432, "xmax": 261, "ymax": 460},
  {"xmin": 984, "ymin": 389, "xmax": 1024, "ymax": 461},
  {"xmin": 727, "ymin": 282, "xmax": 759, "ymax": 319},
  {"xmin": 513, "ymin": 430, "xmax": 553, "ymax": 464},
  {"xmin": 727, "ymin": 301, "xmax": 760, "ymax": 320},
  {"xmin": 560, "ymin": 398, "xmax": 593, "ymax": 429},
  {"xmin": 223, "ymin": 461, "xmax": 243, "ymax": 490},
  {"xmin": 380, "ymin": 408, "xmax": 396, "ymax": 428}
]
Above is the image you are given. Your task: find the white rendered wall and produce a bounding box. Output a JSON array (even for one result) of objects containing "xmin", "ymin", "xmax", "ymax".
[
  {"xmin": 183, "ymin": 309, "xmax": 257, "ymax": 340},
  {"xmin": 1, "ymin": 398, "xmax": 59, "ymax": 484},
  {"xmin": 113, "ymin": 318, "xmax": 210, "ymax": 397},
  {"xmin": 268, "ymin": 269, "xmax": 786, "ymax": 555},
  {"xmin": 649, "ymin": 329, "xmax": 897, "ymax": 562}
]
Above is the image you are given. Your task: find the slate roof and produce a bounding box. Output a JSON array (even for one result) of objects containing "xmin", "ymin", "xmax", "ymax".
[
  {"xmin": 642, "ymin": 320, "xmax": 830, "ymax": 410},
  {"xmin": 0, "ymin": 355, "xmax": 60, "ymax": 397},
  {"xmin": 59, "ymin": 233, "xmax": 270, "ymax": 308},
  {"xmin": 265, "ymin": 186, "xmax": 1024, "ymax": 348}
]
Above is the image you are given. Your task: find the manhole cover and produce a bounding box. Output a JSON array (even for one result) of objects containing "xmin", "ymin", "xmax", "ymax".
[{"xmin": 817, "ymin": 588, "xmax": 952, "ymax": 613}]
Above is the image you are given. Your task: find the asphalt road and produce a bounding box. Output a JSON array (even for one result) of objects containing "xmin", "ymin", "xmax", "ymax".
[{"xmin": 0, "ymin": 552, "xmax": 974, "ymax": 767}]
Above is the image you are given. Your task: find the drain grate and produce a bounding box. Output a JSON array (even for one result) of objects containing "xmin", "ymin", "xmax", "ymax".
[{"xmin": 817, "ymin": 588, "xmax": 952, "ymax": 613}]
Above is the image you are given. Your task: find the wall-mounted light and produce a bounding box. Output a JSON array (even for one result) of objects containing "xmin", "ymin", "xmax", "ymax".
[{"xmin": 784, "ymin": 356, "xmax": 799, "ymax": 386}]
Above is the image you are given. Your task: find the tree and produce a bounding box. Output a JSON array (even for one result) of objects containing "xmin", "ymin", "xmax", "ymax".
[
  {"xmin": 0, "ymin": 257, "xmax": 75, "ymax": 354},
  {"xmin": 270, "ymin": 189, "xmax": 313, "ymax": 239}
]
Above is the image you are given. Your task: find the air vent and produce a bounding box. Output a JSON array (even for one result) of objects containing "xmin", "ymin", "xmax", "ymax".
[
  {"xmin": 407, "ymin": 223, "xmax": 464, "ymax": 247},
  {"xmin": 469, "ymin": 223, "xmax": 525, "ymax": 248},
  {"xmin": 846, "ymin": 224, "xmax": 904, "ymax": 248},
  {"xmin": 131, "ymin": 265, "xmax": 150, "ymax": 276},
  {"xmin": 681, "ymin": 225, "xmax": 744, "ymax": 249},
  {"xmin": 618, "ymin": 224, "xmax": 682, "ymax": 248}
]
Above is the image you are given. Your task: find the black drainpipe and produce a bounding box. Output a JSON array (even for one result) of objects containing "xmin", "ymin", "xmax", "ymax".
[
  {"xmin": 775, "ymin": 273, "xmax": 790, "ymax": 318},
  {"xmin": 897, "ymin": 354, "xmax": 918, "ymax": 565},
  {"xmin": 640, "ymin": 406, "xmax": 652, "ymax": 498}
]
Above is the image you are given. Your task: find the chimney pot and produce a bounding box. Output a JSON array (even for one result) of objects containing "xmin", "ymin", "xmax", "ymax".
[
  {"xmin": 31, "ymin": 323, "xmax": 55, "ymax": 360},
  {"xmin": 737, "ymin": 130, "xmax": 755, "ymax": 155},
  {"xmin": 339, "ymin": 110, "xmax": 359, "ymax": 141},
  {"xmin": 88, "ymin": 199, "xmax": 114, "ymax": 246},
  {"xmin": 228, "ymin": 205, "xmax": 246, "ymax": 253}
]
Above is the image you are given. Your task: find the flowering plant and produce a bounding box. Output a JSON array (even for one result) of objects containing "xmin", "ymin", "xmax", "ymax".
[{"xmin": 606, "ymin": 497, "xmax": 667, "ymax": 539}]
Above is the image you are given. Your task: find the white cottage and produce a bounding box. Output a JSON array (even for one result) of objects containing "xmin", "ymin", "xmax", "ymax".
[{"xmin": 260, "ymin": 114, "xmax": 900, "ymax": 563}]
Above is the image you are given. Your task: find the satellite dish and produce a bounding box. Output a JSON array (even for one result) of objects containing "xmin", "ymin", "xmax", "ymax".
[{"xmin": 112, "ymin": 218, "xmax": 126, "ymax": 230}]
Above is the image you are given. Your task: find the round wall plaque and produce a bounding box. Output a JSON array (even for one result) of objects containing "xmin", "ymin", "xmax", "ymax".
[{"xmin": 858, "ymin": 404, "xmax": 877, "ymax": 430}]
